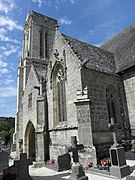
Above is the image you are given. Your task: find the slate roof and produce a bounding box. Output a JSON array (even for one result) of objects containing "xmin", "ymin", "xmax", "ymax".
[
  {"xmin": 101, "ymin": 23, "xmax": 135, "ymax": 73},
  {"xmin": 62, "ymin": 34, "xmax": 115, "ymax": 74}
]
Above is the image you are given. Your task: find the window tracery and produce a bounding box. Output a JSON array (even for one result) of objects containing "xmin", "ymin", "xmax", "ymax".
[
  {"xmin": 106, "ymin": 85, "xmax": 118, "ymax": 124},
  {"xmin": 53, "ymin": 65, "xmax": 66, "ymax": 124}
]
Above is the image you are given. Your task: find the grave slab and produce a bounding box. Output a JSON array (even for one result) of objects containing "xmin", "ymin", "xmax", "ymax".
[{"xmin": 58, "ymin": 153, "xmax": 71, "ymax": 171}]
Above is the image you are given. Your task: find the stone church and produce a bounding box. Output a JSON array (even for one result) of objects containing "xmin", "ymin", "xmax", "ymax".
[{"xmin": 14, "ymin": 11, "xmax": 135, "ymax": 165}]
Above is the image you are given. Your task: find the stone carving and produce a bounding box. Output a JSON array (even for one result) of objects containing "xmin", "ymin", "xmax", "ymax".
[{"xmin": 53, "ymin": 49, "xmax": 59, "ymax": 60}]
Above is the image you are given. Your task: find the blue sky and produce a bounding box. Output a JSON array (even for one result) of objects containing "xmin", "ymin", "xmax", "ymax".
[{"xmin": 0, "ymin": 0, "xmax": 135, "ymax": 117}]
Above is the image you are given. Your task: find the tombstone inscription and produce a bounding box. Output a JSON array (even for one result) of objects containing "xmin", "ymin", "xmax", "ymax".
[
  {"xmin": 68, "ymin": 136, "xmax": 88, "ymax": 180},
  {"xmin": 108, "ymin": 118, "xmax": 130, "ymax": 178}
]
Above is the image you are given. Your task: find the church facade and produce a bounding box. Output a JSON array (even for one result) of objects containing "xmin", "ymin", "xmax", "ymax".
[{"xmin": 14, "ymin": 11, "xmax": 134, "ymax": 164}]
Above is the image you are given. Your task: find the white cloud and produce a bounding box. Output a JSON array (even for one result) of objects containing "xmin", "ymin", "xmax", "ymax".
[
  {"xmin": 0, "ymin": 60, "xmax": 8, "ymax": 67},
  {"xmin": 70, "ymin": 0, "xmax": 74, "ymax": 4},
  {"xmin": 0, "ymin": 44, "xmax": 20, "ymax": 57},
  {"xmin": 0, "ymin": 0, "xmax": 16, "ymax": 14},
  {"xmin": 0, "ymin": 74, "xmax": 14, "ymax": 85},
  {"xmin": 4, "ymin": 78, "xmax": 14, "ymax": 85},
  {"xmin": 3, "ymin": 47, "xmax": 19, "ymax": 56},
  {"xmin": 32, "ymin": 0, "xmax": 75, "ymax": 8},
  {"xmin": 0, "ymin": 28, "xmax": 7, "ymax": 34},
  {"xmin": 55, "ymin": 4, "xmax": 59, "ymax": 10},
  {"xmin": 32, "ymin": 0, "xmax": 43, "ymax": 7},
  {"xmin": 0, "ymin": 16, "xmax": 23, "ymax": 31},
  {"xmin": 0, "ymin": 33, "xmax": 20, "ymax": 44},
  {"xmin": 0, "ymin": 86, "xmax": 17, "ymax": 97},
  {"xmin": 59, "ymin": 16, "xmax": 72, "ymax": 25},
  {"xmin": 0, "ymin": 68, "xmax": 9, "ymax": 74}
]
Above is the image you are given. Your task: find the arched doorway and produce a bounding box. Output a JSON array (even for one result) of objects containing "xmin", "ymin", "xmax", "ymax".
[{"xmin": 24, "ymin": 121, "xmax": 36, "ymax": 160}]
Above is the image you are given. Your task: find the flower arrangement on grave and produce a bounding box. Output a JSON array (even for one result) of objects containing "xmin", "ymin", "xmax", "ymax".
[
  {"xmin": 97, "ymin": 158, "xmax": 110, "ymax": 171},
  {"xmin": 47, "ymin": 159, "xmax": 56, "ymax": 164},
  {"xmin": 83, "ymin": 162, "xmax": 93, "ymax": 169}
]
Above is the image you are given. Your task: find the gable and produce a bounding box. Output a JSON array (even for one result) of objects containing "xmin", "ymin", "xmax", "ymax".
[{"xmin": 62, "ymin": 34, "xmax": 115, "ymax": 74}]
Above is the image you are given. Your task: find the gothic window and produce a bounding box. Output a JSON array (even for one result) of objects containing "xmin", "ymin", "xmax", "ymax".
[
  {"xmin": 53, "ymin": 65, "xmax": 66, "ymax": 124},
  {"xmin": 45, "ymin": 32, "xmax": 48, "ymax": 58},
  {"xmin": 27, "ymin": 28, "xmax": 31, "ymax": 56},
  {"xmin": 106, "ymin": 85, "xmax": 118, "ymax": 124},
  {"xmin": 28, "ymin": 93, "xmax": 32, "ymax": 109},
  {"xmin": 24, "ymin": 33, "xmax": 28, "ymax": 56},
  {"xmin": 40, "ymin": 29, "xmax": 44, "ymax": 58}
]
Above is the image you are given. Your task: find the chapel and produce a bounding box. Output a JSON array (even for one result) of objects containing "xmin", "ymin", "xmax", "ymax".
[{"xmin": 14, "ymin": 11, "xmax": 135, "ymax": 164}]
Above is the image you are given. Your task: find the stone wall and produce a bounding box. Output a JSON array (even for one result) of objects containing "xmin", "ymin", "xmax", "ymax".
[
  {"xmin": 121, "ymin": 66, "xmax": 135, "ymax": 136},
  {"xmin": 47, "ymin": 30, "xmax": 82, "ymax": 160},
  {"xmin": 22, "ymin": 66, "xmax": 39, "ymax": 135},
  {"xmin": 81, "ymin": 68, "xmax": 130, "ymax": 145}
]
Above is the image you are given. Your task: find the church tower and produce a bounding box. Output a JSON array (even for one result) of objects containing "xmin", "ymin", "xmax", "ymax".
[
  {"xmin": 22, "ymin": 11, "xmax": 58, "ymax": 91},
  {"xmin": 14, "ymin": 11, "xmax": 58, "ymax": 160},
  {"xmin": 16, "ymin": 11, "xmax": 58, "ymax": 112}
]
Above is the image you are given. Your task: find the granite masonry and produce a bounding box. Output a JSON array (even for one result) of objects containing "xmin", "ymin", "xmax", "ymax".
[{"xmin": 14, "ymin": 11, "xmax": 135, "ymax": 165}]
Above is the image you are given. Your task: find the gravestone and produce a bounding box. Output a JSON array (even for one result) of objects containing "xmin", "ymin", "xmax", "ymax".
[
  {"xmin": 68, "ymin": 136, "xmax": 88, "ymax": 180},
  {"xmin": 58, "ymin": 153, "xmax": 71, "ymax": 171},
  {"xmin": 2, "ymin": 153, "xmax": 33, "ymax": 180},
  {"xmin": 0, "ymin": 151, "xmax": 9, "ymax": 174},
  {"xmin": 108, "ymin": 118, "xmax": 130, "ymax": 178},
  {"xmin": 14, "ymin": 153, "xmax": 33, "ymax": 180}
]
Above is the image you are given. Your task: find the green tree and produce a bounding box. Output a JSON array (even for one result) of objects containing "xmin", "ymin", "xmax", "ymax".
[{"xmin": 0, "ymin": 117, "xmax": 15, "ymax": 144}]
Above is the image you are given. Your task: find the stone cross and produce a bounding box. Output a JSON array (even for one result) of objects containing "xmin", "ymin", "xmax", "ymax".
[
  {"xmin": 68, "ymin": 136, "xmax": 84, "ymax": 163},
  {"xmin": 14, "ymin": 153, "xmax": 33, "ymax": 180},
  {"xmin": 53, "ymin": 49, "xmax": 59, "ymax": 60},
  {"xmin": 108, "ymin": 118, "xmax": 119, "ymax": 147}
]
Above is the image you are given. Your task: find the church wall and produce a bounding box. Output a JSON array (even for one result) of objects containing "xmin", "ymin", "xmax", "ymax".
[
  {"xmin": 121, "ymin": 67, "xmax": 135, "ymax": 136},
  {"xmin": 47, "ymin": 31, "xmax": 82, "ymax": 159},
  {"xmin": 21, "ymin": 68, "xmax": 39, "ymax": 141},
  {"xmin": 81, "ymin": 68, "xmax": 130, "ymax": 145}
]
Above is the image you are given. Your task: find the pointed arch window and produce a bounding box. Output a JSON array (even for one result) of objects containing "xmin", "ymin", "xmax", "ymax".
[
  {"xmin": 106, "ymin": 85, "xmax": 118, "ymax": 124},
  {"xmin": 53, "ymin": 64, "xmax": 66, "ymax": 124},
  {"xmin": 57, "ymin": 69, "xmax": 66, "ymax": 122},
  {"xmin": 45, "ymin": 32, "xmax": 48, "ymax": 58}
]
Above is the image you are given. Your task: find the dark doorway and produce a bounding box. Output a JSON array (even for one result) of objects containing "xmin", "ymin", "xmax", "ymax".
[{"xmin": 29, "ymin": 125, "xmax": 36, "ymax": 160}]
